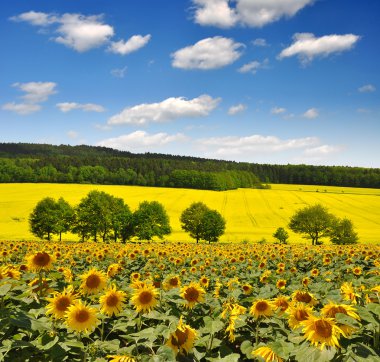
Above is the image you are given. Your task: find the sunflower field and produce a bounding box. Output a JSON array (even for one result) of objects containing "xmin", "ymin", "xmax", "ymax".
[{"xmin": 0, "ymin": 241, "xmax": 379, "ymax": 361}]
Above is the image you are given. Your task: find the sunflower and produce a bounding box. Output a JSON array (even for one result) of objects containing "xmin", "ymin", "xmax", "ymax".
[
  {"xmin": 273, "ymin": 296, "xmax": 290, "ymax": 314},
  {"xmin": 301, "ymin": 316, "xmax": 343, "ymax": 349},
  {"xmin": 163, "ymin": 275, "xmax": 181, "ymax": 291},
  {"xmin": 26, "ymin": 252, "xmax": 54, "ymax": 272},
  {"xmin": 130, "ymin": 283, "xmax": 158, "ymax": 313},
  {"xmin": 340, "ymin": 282, "xmax": 359, "ymax": 304},
  {"xmin": 242, "ymin": 283, "xmax": 253, "ymax": 295},
  {"xmin": 107, "ymin": 263, "xmax": 122, "ymax": 277},
  {"xmin": 287, "ymin": 303, "xmax": 315, "ymax": 329},
  {"xmin": 225, "ymin": 304, "xmax": 247, "ymax": 342},
  {"xmin": 302, "ymin": 277, "xmax": 311, "ymax": 287},
  {"xmin": 107, "ymin": 355, "xmax": 136, "ymax": 362},
  {"xmin": 292, "ymin": 290, "xmax": 318, "ymax": 306},
  {"xmin": 46, "ymin": 287, "xmax": 77, "ymax": 319},
  {"xmin": 65, "ymin": 300, "xmax": 99, "ymax": 334},
  {"xmin": 276, "ymin": 279, "xmax": 287, "ymax": 290},
  {"xmin": 310, "ymin": 268, "xmax": 319, "ymax": 277},
  {"xmin": 80, "ymin": 268, "xmax": 107, "ymax": 295},
  {"xmin": 252, "ymin": 346, "xmax": 284, "ymax": 362},
  {"xmin": 199, "ymin": 275, "xmax": 209, "ymax": 288},
  {"xmin": 99, "ymin": 284, "xmax": 127, "ymax": 317},
  {"xmin": 321, "ymin": 302, "xmax": 360, "ymax": 336},
  {"xmin": 166, "ymin": 317, "xmax": 197, "ymax": 355},
  {"xmin": 250, "ymin": 299, "xmax": 274, "ymax": 319},
  {"xmin": 181, "ymin": 282, "xmax": 206, "ymax": 309},
  {"xmin": 352, "ymin": 266, "xmax": 362, "ymax": 276}
]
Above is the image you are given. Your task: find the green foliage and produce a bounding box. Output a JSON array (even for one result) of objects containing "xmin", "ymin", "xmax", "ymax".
[
  {"xmin": 29, "ymin": 197, "xmax": 60, "ymax": 241},
  {"xmin": 273, "ymin": 227, "xmax": 289, "ymax": 244},
  {"xmin": 330, "ymin": 217, "xmax": 359, "ymax": 244},
  {"xmin": 288, "ymin": 204, "xmax": 337, "ymax": 245},
  {"xmin": 180, "ymin": 202, "xmax": 226, "ymax": 243},
  {"xmin": 133, "ymin": 201, "xmax": 171, "ymax": 241}
]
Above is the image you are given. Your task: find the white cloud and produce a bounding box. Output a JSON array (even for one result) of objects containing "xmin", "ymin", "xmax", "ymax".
[
  {"xmin": 108, "ymin": 34, "xmax": 151, "ymax": 55},
  {"xmin": 303, "ymin": 108, "xmax": 319, "ymax": 119},
  {"xmin": 10, "ymin": 11, "xmax": 57, "ymax": 26},
  {"xmin": 228, "ymin": 103, "xmax": 246, "ymax": 115},
  {"xmin": 197, "ymin": 134, "xmax": 319, "ymax": 156},
  {"xmin": 13, "ymin": 82, "xmax": 57, "ymax": 103},
  {"xmin": 11, "ymin": 11, "xmax": 148, "ymax": 54},
  {"xmin": 278, "ymin": 33, "xmax": 360, "ymax": 65},
  {"xmin": 238, "ymin": 58, "xmax": 269, "ymax": 74},
  {"xmin": 192, "ymin": 0, "xmax": 238, "ymax": 28},
  {"xmin": 172, "ymin": 36, "xmax": 243, "ymax": 70},
  {"xmin": 358, "ymin": 84, "xmax": 376, "ymax": 93},
  {"xmin": 192, "ymin": 0, "xmax": 314, "ymax": 28},
  {"xmin": 252, "ymin": 38, "xmax": 268, "ymax": 47},
  {"xmin": 67, "ymin": 130, "xmax": 79, "ymax": 139},
  {"xmin": 304, "ymin": 145, "xmax": 342, "ymax": 157},
  {"xmin": 55, "ymin": 14, "xmax": 114, "ymax": 52},
  {"xmin": 97, "ymin": 131, "xmax": 187, "ymax": 151},
  {"xmin": 108, "ymin": 94, "xmax": 221, "ymax": 125},
  {"xmin": 2, "ymin": 102, "xmax": 41, "ymax": 115},
  {"xmin": 56, "ymin": 102, "xmax": 105, "ymax": 113},
  {"xmin": 111, "ymin": 66, "xmax": 128, "ymax": 78},
  {"xmin": 271, "ymin": 107, "xmax": 286, "ymax": 114}
]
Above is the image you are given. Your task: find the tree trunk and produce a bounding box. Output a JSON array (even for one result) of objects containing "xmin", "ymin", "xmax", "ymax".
[{"xmin": 59, "ymin": 232, "xmax": 62, "ymax": 242}]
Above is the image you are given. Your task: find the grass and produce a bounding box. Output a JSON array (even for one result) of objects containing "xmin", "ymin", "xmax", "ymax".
[{"xmin": 0, "ymin": 183, "xmax": 379, "ymax": 243}]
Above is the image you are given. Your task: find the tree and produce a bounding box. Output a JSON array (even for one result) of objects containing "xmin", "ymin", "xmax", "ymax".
[
  {"xmin": 273, "ymin": 227, "xmax": 289, "ymax": 244},
  {"xmin": 288, "ymin": 204, "xmax": 337, "ymax": 245},
  {"xmin": 330, "ymin": 217, "xmax": 359, "ymax": 244},
  {"xmin": 200, "ymin": 209, "xmax": 226, "ymax": 244},
  {"xmin": 133, "ymin": 201, "xmax": 171, "ymax": 241},
  {"xmin": 180, "ymin": 202, "xmax": 210, "ymax": 243},
  {"xmin": 55, "ymin": 197, "xmax": 75, "ymax": 242},
  {"xmin": 109, "ymin": 197, "xmax": 133, "ymax": 243},
  {"xmin": 29, "ymin": 197, "xmax": 59, "ymax": 241}
]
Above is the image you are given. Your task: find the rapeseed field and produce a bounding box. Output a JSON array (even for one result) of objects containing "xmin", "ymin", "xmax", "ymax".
[{"xmin": 0, "ymin": 183, "xmax": 379, "ymax": 243}]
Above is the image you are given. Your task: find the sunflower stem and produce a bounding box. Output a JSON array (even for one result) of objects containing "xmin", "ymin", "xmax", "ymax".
[{"xmin": 255, "ymin": 320, "xmax": 261, "ymax": 347}]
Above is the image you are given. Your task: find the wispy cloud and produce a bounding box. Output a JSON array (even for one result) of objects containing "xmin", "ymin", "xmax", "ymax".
[
  {"xmin": 271, "ymin": 107, "xmax": 287, "ymax": 115},
  {"xmin": 302, "ymin": 108, "xmax": 319, "ymax": 119},
  {"xmin": 111, "ymin": 66, "xmax": 128, "ymax": 78},
  {"xmin": 358, "ymin": 84, "xmax": 376, "ymax": 93},
  {"xmin": 108, "ymin": 34, "xmax": 151, "ymax": 55},
  {"xmin": 228, "ymin": 103, "xmax": 246, "ymax": 115},
  {"xmin": 56, "ymin": 102, "xmax": 105, "ymax": 113}
]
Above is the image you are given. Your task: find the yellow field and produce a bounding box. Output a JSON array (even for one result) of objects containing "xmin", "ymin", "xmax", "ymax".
[{"xmin": 0, "ymin": 183, "xmax": 379, "ymax": 243}]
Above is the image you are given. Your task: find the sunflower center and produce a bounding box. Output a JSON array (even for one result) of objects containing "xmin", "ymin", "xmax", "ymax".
[
  {"xmin": 106, "ymin": 294, "xmax": 119, "ymax": 307},
  {"xmin": 169, "ymin": 278, "xmax": 179, "ymax": 286},
  {"xmin": 185, "ymin": 287, "xmax": 199, "ymax": 302},
  {"xmin": 296, "ymin": 292, "xmax": 312, "ymax": 303},
  {"xmin": 327, "ymin": 306, "xmax": 347, "ymax": 317},
  {"xmin": 33, "ymin": 252, "xmax": 50, "ymax": 266},
  {"xmin": 172, "ymin": 329, "xmax": 188, "ymax": 346},
  {"xmin": 256, "ymin": 301, "xmax": 269, "ymax": 312},
  {"xmin": 76, "ymin": 309, "xmax": 90, "ymax": 323},
  {"xmin": 139, "ymin": 291, "xmax": 153, "ymax": 305},
  {"xmin": 86, "ymin": 275, "xmax": 101, "ymax": 289},
  {"xmin": 295, "ymin": 309, "xmax": 309, "ymax": 321},
  {"xmin": 56, "ymin": 296, "xmax": 71, "ymax": 311},
  {"xmin": 315, "ymin": 320, "xmax": 333, "ymax": 338}
]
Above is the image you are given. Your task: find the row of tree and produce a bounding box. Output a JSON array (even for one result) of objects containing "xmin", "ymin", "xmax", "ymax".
[
  {"xmin": 273, "ymin": 204, "xmax": 359, "ymax": 245},
  {"xmin": 2, "ymin": 143, "xmax": 380, "ymax": 189},
  {"xmin": 29, "ymin": 191, "xmax": 226, "ymax": 243}
]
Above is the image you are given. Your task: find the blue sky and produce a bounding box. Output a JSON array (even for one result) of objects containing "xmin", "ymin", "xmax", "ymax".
[{"xmin": 1, "ymin": 0, "xmax": 379, "ymax": 167}]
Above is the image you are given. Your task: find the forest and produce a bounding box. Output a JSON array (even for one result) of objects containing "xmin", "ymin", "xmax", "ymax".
[{"xmin": 1, "ymin": 142, "xmax": 380, "ymax": 189}]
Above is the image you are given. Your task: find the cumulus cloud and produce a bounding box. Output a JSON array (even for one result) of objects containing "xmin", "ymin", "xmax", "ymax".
[
  {"xmin": 172, "ymin": 36, "xmax": 243, "ymax": 70},
  {"xmin": 358, "ymin": 84, "xmax": 376, "ymax": 93},
  {"xmin": 252, "ymin": 38, "xmax": 268, "ymax": 47},
  {"xmin": 192, "ymin": 0, "xmax": 238, "ymax": 28},
  {"xmin": 278, "ymin": 33, "xmax": 360, "ymax": 65},
  {"xmin": 11, "ymin": 11, "xmax": 149, "ymax": 54},
  {"xmin": 2, "ymin": 81, "xmax": 57, "ymax": 115},
  {"xmin": 271, "ymin": 107, "xmax": 286, "ymax": 115},
  {"xmin": 238, "ymin": 58, "xmax": 269, "ymax": 74},
  {"xmin": 197, "ymin": 134, "xmax": 319, "ymax": 156},
  {"xmin": 13, "ymin": 82, "xmax": 57, "ymax": 103},
  {"xmin": 228, "ymin": 103, "xmax": 246, "ymax": 115},
  {"xmin": 2, "ymin": 102, "xmax": 41, "ymax": 115},
  {"xmin": 108, "ymin": 94, "xmax": 221, "ymax": 125},
  {"xmin": 56, "ymin": 102, "xmax": 105, "ymax": 113},
  {"xmin": 192, "ymin": 0, "xmax": 314, "ymax": 28},
  {"xmin": 108, "ymin": 34, "xmax": 151, "ymax": 55},
  {"xmin": 97, "ymin": 131, "xmax": 187, "ymax": 151},
  {"xmin": 302, "ymin": 108, "xmax": 319, "ymax": 119},
  {"xmin": 304, "ymin": 145, "xmax": 342, "ymax": 157}
]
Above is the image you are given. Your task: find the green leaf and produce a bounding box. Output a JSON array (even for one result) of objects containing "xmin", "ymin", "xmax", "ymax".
[
  {"xmin": 203, "ymin": 316, "xmax": 225, "ymax": 334},
  {"xmin": 207, "ymin": 353, "xmax": 240, "ymax": 362},
  {"xmin": 294, "ymin": 344, "xmax": 337, "ymax": 362},
  {"xmin": 335, "ymin": 313, "xmax": 361, "ymax": 328},
  {"xmin": 240, "ymin": 340, "xmax": 254, "ymax": 359},
  {"xmin": 356, "ymin": 306, "xmax": 379, "ymax": 325},
  {"xmin": 0, "ymin": 283, "xmax": 12, "ymax": 296},
  {"xmin": 153, "ymin": 346, "xmax": 176, "ymax": 361},
  {"xmin": 270, "ymin": 340, "xmax": 295, "ymax": 359}
]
